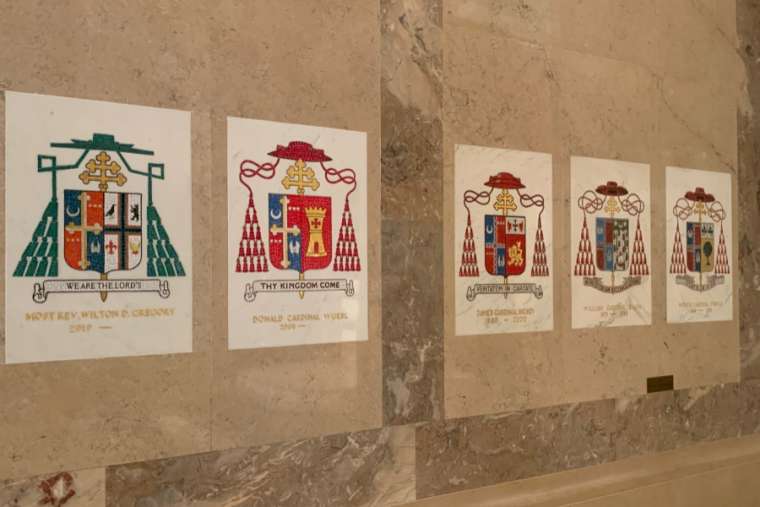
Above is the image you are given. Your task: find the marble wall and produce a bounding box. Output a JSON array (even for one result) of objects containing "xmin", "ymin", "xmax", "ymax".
[
  {"xmin": 0, "ymin": 0, "xmax": 758, "ymax": 506},
  {"xmin": 443, "ymin": 0, "xmax": 743, "ymax": 419}
]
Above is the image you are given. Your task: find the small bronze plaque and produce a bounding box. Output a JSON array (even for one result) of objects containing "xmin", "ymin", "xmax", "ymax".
[{"xmin": 647, "ymin": 375, "xmax": 674, "ymax": 393}]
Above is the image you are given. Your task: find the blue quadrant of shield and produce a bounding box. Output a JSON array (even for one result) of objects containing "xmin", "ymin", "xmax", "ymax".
[
  {"xmin": 64, "ymin": 190, "xmax": 105, "ymax": 273},
  {"xmin": 268, "ymin": 193, "xmax": 303, "ymax": 272},
  {"xmin": 484, "ymin": 215, "xmax": 507, "ymax": 276}
]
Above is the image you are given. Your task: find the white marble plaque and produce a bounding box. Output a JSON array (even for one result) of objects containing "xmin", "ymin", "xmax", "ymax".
[
  {"xmin": 454, "ymin": 145, "xmax": 553, "ymax": 335},
  {"xmin": 5, "ymin": 91, "xmax": 193, "ymax": 363},
  {"xmin": 666, "ymin": 167, "xmax": 733, "ymax": 323},
  {"xmin": 570, "ymin": 156, "xmax": 652, "ymax": 329},
  {"xmin": 227, "ymin": 117, "xmax": 368, "ymax": 349}
]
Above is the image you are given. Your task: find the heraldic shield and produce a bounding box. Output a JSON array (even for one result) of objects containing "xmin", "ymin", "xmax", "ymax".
[
  {"xmin": 573, "ymin": 181, "xmax": 649, "ymax": 294},
  {"xmin": 484, "ymin": 215, "xmax": 526, "ymax": 276},
  {"xmin": 13, "ymin": 133, "xmax": 183, "ymax": 303},
  {"xmin": 686, "ymin": 222, "xmax": 714, "ymax": 273},
  {"xmin": 669, "ymin": 186, "xmax": 729, "ymax": 292},
  {"xmin": 64, "ymin": 190, "xmax": 142, "ymax": 275},
  {"xmin": 595, "ymin": 217, "xmax": 629, "ymax": 272},
  {"xmin": 268, "ymin": 193, "xmax": 332, "ymax": 273},
  {"xmin": 236, "ymin": 140, "xmax": 360, "ymax": 301},
  {"xmin": 458, "ymin": 171, "xmax": 547, "ymax": 301}
]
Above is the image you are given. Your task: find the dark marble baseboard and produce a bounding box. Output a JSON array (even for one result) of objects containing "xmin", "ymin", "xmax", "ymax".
[{"xmin": 416, "ymin": 381, "xmax": 753, "ymax": 498}]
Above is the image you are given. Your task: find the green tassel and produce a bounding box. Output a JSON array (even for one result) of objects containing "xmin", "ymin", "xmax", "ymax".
[
  {"xmin": 146, "ymin": 205, "xmax": 185, "ymax": 277},
  {"xmin": 13, "ymin": 198, "xmax": 58, "ymax": 277}
]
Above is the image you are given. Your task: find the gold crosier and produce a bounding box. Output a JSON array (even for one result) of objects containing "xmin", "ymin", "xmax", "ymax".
[
  {"xmin": 694, "ymin": 200, "xmax": 707, "ymax": 287},
  {"xmin": 603, "ymin": 195, "xmax": 622, "ymax": 288},
  {"xmin": 493, "ymin": 188, "xmax": 520, "ymax": 287},
  {"xmin": 278, "ymin": 159, "xmax": 326, "ymax": 298},
  {"xmin": 76, "ymin": 151, "xmax": 129, "ymax": 301}
]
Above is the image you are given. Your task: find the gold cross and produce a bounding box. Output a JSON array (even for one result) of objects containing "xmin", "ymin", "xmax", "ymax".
[
  {"xmin": 281, "ymin": 159, "xmax": 319, "ymax": 195},
  {"xmin": 65, "ymin": 192, "xmax": 103, "ymax": 269},
  {"xmin": 79, "ymin": 151, "xmax": 128, "ymax": 191},
  {"xmin": 270, "ymin": 195, "xmax": 301, "ymax": 268},
  {"xmin": 604, "ymin": 196, "xmax": 621, "ymax": 215},
  {"xmin": 493, "ymin": 189, "xmax": 517, "ymax": 215}
]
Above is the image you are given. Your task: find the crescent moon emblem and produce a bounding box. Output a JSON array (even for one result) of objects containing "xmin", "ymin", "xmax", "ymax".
[
  {"xmin": 66, "ymin": 205, "xmax": 81, "ymax": 217},
  {"xmin": 486, "ymin": 225, "xmax": 493, "ymax": 234},
  {"xmin": 270, "ymin": 208, "xmax": 282, "ymax": 220}
]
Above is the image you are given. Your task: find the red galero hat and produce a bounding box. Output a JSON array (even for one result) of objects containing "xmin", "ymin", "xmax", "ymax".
[
  {"xmin": 268, "ymin": 141, "xmax": 332, "ymax": 162},
  {"xmin": 595, "ymin": 181, "xmax": 629, "ymax": 196},
  {"xmin": 484, "ymin": 172, "xmax": 525, "ymax": 190},
  {"xmin": 684, "ymin": 187, "xmax": 715, "ymax": 202}
]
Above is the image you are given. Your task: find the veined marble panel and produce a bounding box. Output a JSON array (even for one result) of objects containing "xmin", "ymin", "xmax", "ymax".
[
  {"xmin": 209, "ymin": 0, "xmax": 382, "ymax": 449},
  {"xmin": 737, "ymin": 0, "xmax": 760, "ymax": 380},
  {"xmin": 416, "ymin": 399, "xmax": 616, "ymax": 498},
  {"xmin": 4, "ymin": 91, "xmax": 193, "ymax": 363},
  {"xmin": 381, "ymin": 0, "xmax": 444, "ymax": 425},
  {"xmin": 106, "ymin": 426, "xmax": 414, "ymax": 507},
  {"xmin": 226, "ymin": 117, "xmax": 369, "ymax": 349},
  {"xmin": 613, "ymin": 383, "xmax": 741, "ymax": 460},
  {"xmin": 570, "ymin": 156, "xmax": 652, "ymax": 329},
  {"xmin": 739, "ymin": 379, "xmax": 760, "ymax": 435},
  {"xmin": 418, "ymin": 382, "xmax": 744, "ymax": 499},
  {"xmin": 409, "ymin": 433, "xmax": 760, "ymax": 507},
  {"xmin": 0, "ymin": 22, "xmax": 213, "ymax": 475},
  {"xmin": 665, "ymin": 167, "xmax": 733, "ymax": 323},
  {"xmin": 454, "ymin": 144, "xmax": 553, "ymax": 335},
  {"xmin": 442, "ymin": 4, "xmax": 558, "ymax": 421}
]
